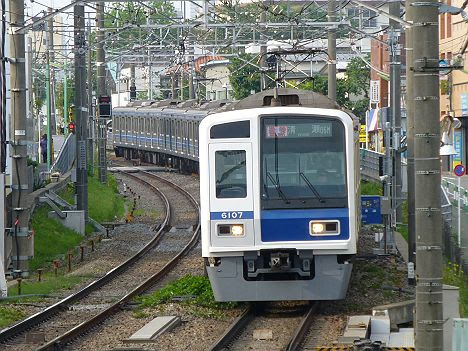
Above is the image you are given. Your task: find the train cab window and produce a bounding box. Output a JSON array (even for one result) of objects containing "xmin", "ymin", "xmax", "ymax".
[
  {"xmin": 261, "ymin": 116, "xmax": 347, "ymax": 209},
  {"xmin": 215, "ymin": 150, "xmax": 247, "ymax": 198},
  {"xmin": 210, "ymin": 121, "xmax": 250, "ymax": 139}
]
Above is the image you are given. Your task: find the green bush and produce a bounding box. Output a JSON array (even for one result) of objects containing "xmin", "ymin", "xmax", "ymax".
[
  {"xmin": 361, "ymin": 180, "xmax": 383, "ymax": 196},
  {"xmin": 444, "ymin": 262, "xmax": 468, "ymax": 317},
  {"xmin": 139, "ymin": 275, "xmax": 239, "ymax": 310}
]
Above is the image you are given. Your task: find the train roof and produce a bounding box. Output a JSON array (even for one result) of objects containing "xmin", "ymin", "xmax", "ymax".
[{"xmin": 228, "ymin": 88, "xmax": 340, "ymax": 110}]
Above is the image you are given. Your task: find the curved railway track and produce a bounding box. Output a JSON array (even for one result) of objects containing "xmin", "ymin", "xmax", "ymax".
[
  {"xmin": 209, "ymin": 302, "xmax": 319, "ymax": 351},
  {"xmin": 0, "ymin": 171, "xmax": 200, "ymax": 351}
]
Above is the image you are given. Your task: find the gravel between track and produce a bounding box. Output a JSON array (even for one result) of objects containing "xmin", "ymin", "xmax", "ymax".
[{"xmin": 2, "ymin": 171, "xmax": 191, "ymax": 351}]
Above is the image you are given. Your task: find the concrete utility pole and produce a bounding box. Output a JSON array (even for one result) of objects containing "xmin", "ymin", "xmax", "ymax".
[
  {"xmin": 96, "ymin": 3, "xmax": 107, "ymax": 183},
  {"xmin": 389, "ymin": 2, "xmax": 403, "ymax": 223},
  {"xmin": 327, "ymin": 0, "xmax": 337, "ymax": 101},
  {"xmin": 74, "ymin": 4, "xmax": 88, "ymax": 222},
  {"xmin": 9, "ymin": 0, "xmax": 30, "ymax": 272},
  {"xmin": 412, "ymin": 0, "xmax": 443, "ymax": 349},
  {"xmin": 47, "ymin": 7, "xmax": 56, "ymax": 135},
  {"xmin": 87, "ymin": 19, "xmax": 94, "ymax": 174},
  {"xmin": 405, "ymin": 0, "xmax": 416, "ymax": 266}
]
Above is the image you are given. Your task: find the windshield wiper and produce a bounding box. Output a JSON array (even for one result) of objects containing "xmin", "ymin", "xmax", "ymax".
[
  {"xmin": 266, "ymin": 171, "xmax": 290, "ymax": 204},
  {"xmin": 299, "ymin": 172, "xmax": 325, "ymax": 203}
]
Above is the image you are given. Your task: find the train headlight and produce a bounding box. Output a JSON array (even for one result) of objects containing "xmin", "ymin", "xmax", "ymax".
[
  {"xmin": 231, "ymin": 224, "xmax": 244, "ymax": 236},
  {"xmin": 217, "ymin": 224, "xmax": 244, "ymax": 236},
  {"xmin": 311, "ymin": 223, "xmax": 325, "ymax": 234},
  {"xmin": 309, "ymin": 221, "xmax": 340, "ymax": 236}
]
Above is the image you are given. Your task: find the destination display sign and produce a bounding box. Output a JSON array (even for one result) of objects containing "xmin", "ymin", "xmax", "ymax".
[{"xmin": 265, "ymin": 122, "xmax": 333, "ymax": 138}]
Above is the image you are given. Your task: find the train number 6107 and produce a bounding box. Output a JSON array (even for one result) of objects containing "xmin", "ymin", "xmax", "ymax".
[{"xmin": 221, "ymin": 211, "xmax": 243, "ymax": 219}]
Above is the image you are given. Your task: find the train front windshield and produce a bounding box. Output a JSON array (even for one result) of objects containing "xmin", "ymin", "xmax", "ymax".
[{"xmin": 261, "ymin": 116, "xmax": 347, "ymax": 209}]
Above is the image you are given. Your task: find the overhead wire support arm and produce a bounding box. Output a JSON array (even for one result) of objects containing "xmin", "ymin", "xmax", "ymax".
[{"xmin": 349, "ymin": 0, "xmax": 412, "ymax": 27}]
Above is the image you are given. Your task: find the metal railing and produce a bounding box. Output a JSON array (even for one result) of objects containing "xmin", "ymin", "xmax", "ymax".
[
  {"xmin": 50, "ymin": 133, "xmax": 76, "ymax": 175},
  {"xmin": 360, "ymin": 148, "xmax": 383, "ymax": 182},
  {"xmin": 441, "ymin": 177, "xmax": 467, "ymax": 270}
]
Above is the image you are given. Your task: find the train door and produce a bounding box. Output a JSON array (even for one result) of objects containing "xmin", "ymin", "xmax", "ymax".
[{"xmin": 208, "ymin": 143, "xmax": 254, "ymax": 247}]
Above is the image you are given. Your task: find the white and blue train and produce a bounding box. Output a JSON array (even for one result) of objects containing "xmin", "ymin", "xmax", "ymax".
[{"xmin": 112, "ymin": 89, "xmax": 360, "ymax": 301}]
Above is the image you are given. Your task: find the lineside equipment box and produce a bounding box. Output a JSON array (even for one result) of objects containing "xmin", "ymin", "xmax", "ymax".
[{"xmin": 361, "ymin": 195, "xmax": 382, "ymax": 224}]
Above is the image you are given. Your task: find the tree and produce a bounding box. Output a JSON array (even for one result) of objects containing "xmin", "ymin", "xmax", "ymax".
[
  {"xmin": 228, "ymin": 54, "xmax": 261, "ymax": 100},
  {"xmin": 104, "ymin": 1, "xmax": 177, "ymax": 51},
  {"xmin": 298, "ymin": 57, "xmax": 370, "ymax": 120}
]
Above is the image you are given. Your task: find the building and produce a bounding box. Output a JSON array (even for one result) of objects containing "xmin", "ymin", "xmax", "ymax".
[{"xmin": 439, "ymin": 0, "xmax": 468, "ymax": 167}]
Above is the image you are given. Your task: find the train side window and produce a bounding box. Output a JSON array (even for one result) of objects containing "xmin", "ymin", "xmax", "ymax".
[
  {"xmin": 215, "ymin": 150, "xmax": 247, "ymax": 198},
  {"xmin": 210, "ymin": 121, "xmax": 250, "ymax": 139}
]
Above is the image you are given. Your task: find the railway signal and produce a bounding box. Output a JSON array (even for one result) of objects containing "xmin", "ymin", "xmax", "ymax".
[{"xmin": 68, "ymin": 122, "xmax": 75, "ymax": 134}]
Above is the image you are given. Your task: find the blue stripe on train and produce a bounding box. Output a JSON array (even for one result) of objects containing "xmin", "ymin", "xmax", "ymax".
[
  {"xmin": 261, "ymin": 208, "xmax": 350, "ymax": 242},
  {"xmin": 210, "ymin": 211, "xmax": 254, "ymax": 220}
]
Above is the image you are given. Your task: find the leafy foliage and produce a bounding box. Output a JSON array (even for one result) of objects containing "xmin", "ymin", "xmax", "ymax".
[
  {"xmin": 444, "ymin": 262, "xmax": 468, "ymax": 317},
  {"xmin": 104, "ymin": 1, "xmax": 176, "ymax": 51},
  {"xmin": 139, "ymin": 274, "xmax": 239, "ymax": 310},
  {"xmin": 361, "ymin": 180, "xmax": 383, "ymax": 196},
  {"xmin": 228, "ymin": 54, "xmax": 261, "ymax": 100},
  {"xmin": 298, "ymin": 56, "xmax": 370, "ymax": 120}
]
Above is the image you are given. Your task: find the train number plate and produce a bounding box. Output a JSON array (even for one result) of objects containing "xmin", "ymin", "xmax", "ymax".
[{"xmin": 210, "ymin": 211, "xmax": 253, "ymax": 220}]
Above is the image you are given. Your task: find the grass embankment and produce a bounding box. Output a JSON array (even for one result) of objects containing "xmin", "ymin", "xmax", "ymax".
[
  {"xmin": 0, "ymin": 306, "xmax": 25, "ymax": 328},
  {"xmin": 137, "ymin": 275, "xmax": 240, "ymax": 319},
  {"xmin": 29, "ymin": 206, "xmax": 83, "ymax": 271},
  {"xmin": 59, "ymin": 172, "xmax": 125, "ymax": 222},
  {"xmin": 6, "ymin": 172, "xmax": 126, "ymax": 307},
  {"xmin": 361, "ymin": 180, "xmax": 383, "ymax": 196}
]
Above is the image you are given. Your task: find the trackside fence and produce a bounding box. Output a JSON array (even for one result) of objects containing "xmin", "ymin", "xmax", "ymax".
[
  {"xmin": 441, "ymin": 178, "xmax": 467, "ymax": 271},
  {"xmin": 50, "ymin": 133, "xmax": 76, "ymax": 175}
]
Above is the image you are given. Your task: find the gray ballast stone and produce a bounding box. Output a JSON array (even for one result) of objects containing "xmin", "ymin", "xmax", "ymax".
[{"xmin": 124, "ymin": 316, "xmax": 181, "ymax": 343}]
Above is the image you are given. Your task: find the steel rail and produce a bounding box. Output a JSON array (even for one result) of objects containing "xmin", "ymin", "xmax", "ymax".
[
  {"xmin": 208, "ymin": 305, "xmax": 255, "ymax": 351},
  {"xmin": 209, "ymin": 301, "xmax": 318, "ymax": 351},
  {"xmin": 0, "ymin": 171, "xmax": 170, "ymax": 343},
  {"xmin": 284, "ymin": 302, "xmax": 319, "ymax": 351},
  {"xmin": 37, "ymin": 171, "xmax": 201, "ymax": 351}
]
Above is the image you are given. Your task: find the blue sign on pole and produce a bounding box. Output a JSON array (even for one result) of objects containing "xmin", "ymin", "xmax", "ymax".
[
  {"xmin": 454, "ymin": 130, "xmax": 463, "ymax": 168},
  {"xmin": 361, "ymin": 196, "xmax": 382, "ymax": 224}
]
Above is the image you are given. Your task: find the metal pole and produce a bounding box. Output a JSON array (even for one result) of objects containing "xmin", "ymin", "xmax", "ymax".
[
  {"xmin": 458, "ymin": 176, "xmax": 461, "ymax": 247},
  {"xmin": 327, "ymin": 0, "xmax": 336, "ymax": 101},
  {"xmin": 413, "ymin": 0, "xmax": 443, "ymax": 349},
  {"xmin": 259, "ymin": 10, "xmax": 266, "ymax": 91},
  {"xmin": 389, "ymin": 2, "xmax": 402, "ymax": 223},
  {"xmin": 406, "ymin": 0, "xmax": 416, "ymax": 266},
  {"xmin": 74, "ymin": 4, "xmax": 88, "ymax": 222},
  {"xmin": 9, "ymin": 0, "xmax": 30, "ymax": 272},
  {"xmin": 87, "ymin": 16, "xmax": 94, "ymax": 174},
  {"xmin": 130, "ymin": 64, "xmax": 136, "ymax": 100},
  {"xmin": 189, "ymin": 73, "xmax": 194, "ymax": 100},
  {"xmin": 171, "ymin": 74, "xmax": 175, "ymax": 99},
  {"xmin": 96, "ymin": 2, "xmax": 107, "ymax": 183},
  {"xmin": 47, "ymin": 7, "xmax": 56, "ymax": 135},
  {"xmin": 27, "ymin": 38, "xmax": 34, "ymax": 147},
  {"xmin": 45, "ymin": 56, "xmax": 52, "ymax": 168},
  {"xmin": 63, "ymin": 63, "xmax": 68, "ymax": 136}
]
